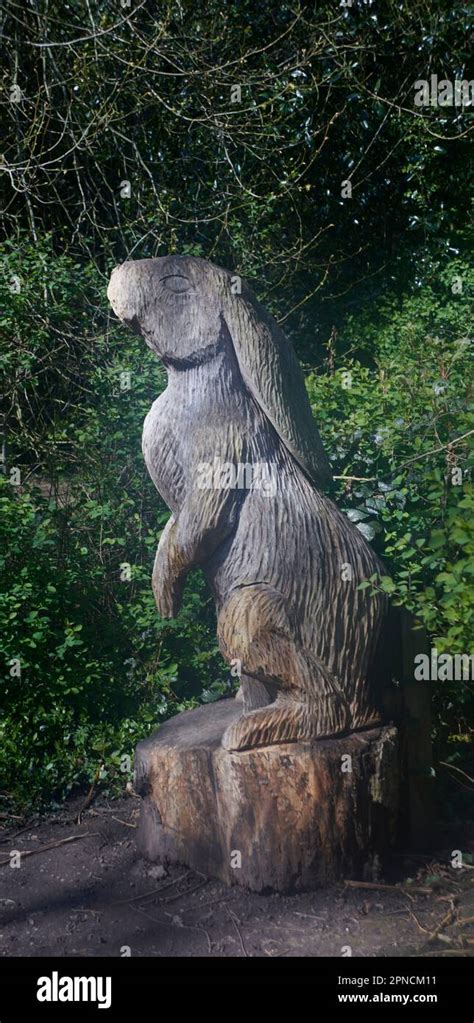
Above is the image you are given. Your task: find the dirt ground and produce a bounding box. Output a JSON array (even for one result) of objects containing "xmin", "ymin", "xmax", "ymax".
[{"xmin": 1, "ymin": 795, "xmax": 474, "ymax": 959}]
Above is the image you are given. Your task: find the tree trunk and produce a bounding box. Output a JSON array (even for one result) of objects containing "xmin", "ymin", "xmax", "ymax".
[{"xmin": 134, "ymin": 699, "xmax": 399, "ymax": 893}]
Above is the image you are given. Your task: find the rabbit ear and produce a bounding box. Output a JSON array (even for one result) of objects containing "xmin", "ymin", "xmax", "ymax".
[{"xmin": 221, "ymin": 280, "xmax": 332, "ymax": 489}]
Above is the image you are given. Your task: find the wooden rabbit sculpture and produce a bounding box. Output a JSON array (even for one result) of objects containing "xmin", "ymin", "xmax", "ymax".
[{"xmin": 108, "ymin": 256, "xmax": 390, "ymax": 752}]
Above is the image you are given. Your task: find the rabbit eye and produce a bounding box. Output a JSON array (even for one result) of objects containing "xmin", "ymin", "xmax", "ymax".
[{"xmin": 162, "ymin": 275, "xmax": 190, "ymax": 293}]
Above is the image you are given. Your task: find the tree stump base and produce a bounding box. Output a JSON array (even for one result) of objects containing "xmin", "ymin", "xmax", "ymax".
[{"xmin": 134, "ymin": 699, "xmax": 399, "ymax": 893}]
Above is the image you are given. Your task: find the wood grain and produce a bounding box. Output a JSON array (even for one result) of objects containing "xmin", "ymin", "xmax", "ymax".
[
  {"xmin": 135, "ymin": 699, "xmax": 400, "ymax": 892},
  {"xmin": 108, "ymin": 256, "xmax": 393, "ymax": 751}
]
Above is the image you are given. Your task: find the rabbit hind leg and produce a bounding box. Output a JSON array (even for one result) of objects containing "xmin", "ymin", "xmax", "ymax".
[{"xmin": 217, "ymin": 583, "xmax": 350, "ymax": 751}]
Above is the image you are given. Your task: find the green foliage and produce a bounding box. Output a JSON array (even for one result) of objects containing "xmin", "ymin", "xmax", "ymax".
[
  {"xmin": 307, "ymin": 260, "xmax": 474, "ymax": 743},
  {"xmin": 0, "ymin": 243, "xmax": 228, "ymax": 810}
]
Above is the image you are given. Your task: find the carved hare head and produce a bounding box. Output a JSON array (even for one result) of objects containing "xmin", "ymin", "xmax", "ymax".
[
  {"xmin": 108, "ymin": 255, "xmax": 331, "ymax": 487},
  {"xmin": 107, "ymin": 255, "xmax": 223, "ymax": 363}
]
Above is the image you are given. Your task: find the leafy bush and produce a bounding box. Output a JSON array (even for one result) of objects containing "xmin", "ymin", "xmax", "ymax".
[
  {"xmin": 307, "ymin": 259, "xmax": 474, "ymax": 753},
  {"xmin": 0, "ymin": 241, "xmax": 228, "ymax": 810}
]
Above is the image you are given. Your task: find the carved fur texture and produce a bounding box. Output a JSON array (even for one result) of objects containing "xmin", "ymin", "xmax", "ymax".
[{"xmin": 108, "ymin": 255, "xmax": 390, "ymax": 751}]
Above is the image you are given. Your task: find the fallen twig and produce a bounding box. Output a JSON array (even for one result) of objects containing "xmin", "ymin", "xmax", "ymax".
[
  {"xmin": 344, "ymin": 880, "xmax": 432, "ymax": 896},
  {"xmin": 409, "ymin": 910, "xmax": 431, "ymax": 934},
  {"xmin": 194, "ymin": 895, "xmax": 233, "ymax": 911},
  {"xmin": 428, "ymin": 904, "xmax": 458, "ymax": 943},
  {"xmin": 440, "ymin": 762, "xmax": 474, "ymax": 787},
  {"xmin": 414, "ymin": 949, "xmax": 474, "ymax": 957},
  {"xmin": 111, "ymin": 871, "xmax": 191, "ymax": 905},
  {"xmin": 161, "ymin": 879, "xmax": 208, "ymax": 903},
  {"xmin": 410, "ymin": 900, "xmax": 458, "ymax": 945},
  {"xmin": 76, "ymin": 767, "xmax": 102, "ymax": 824},
  {"xmin": 226, "ymin": 906, "xmax": 249, "ymax": 957},
  {"xmin": 0, "ymin": 823, "xmax": 35, "ymax": 845},
  {"xmin": 0, "ymin": 832, "xmax": 98, "ymax": 866}
]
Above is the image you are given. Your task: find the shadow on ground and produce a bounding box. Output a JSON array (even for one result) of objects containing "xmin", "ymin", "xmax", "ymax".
[{"xmin": 1, "ymin": 796, "xmax": 473, "ymax": 958}]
